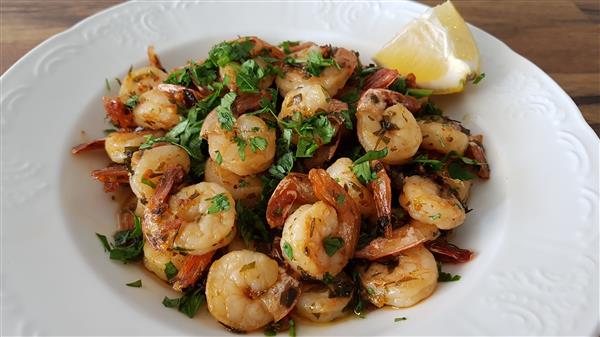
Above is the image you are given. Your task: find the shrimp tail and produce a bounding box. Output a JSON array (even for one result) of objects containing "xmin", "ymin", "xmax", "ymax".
[
  {"xmin": 103, "ymin": 96, "xmax": 136, "ymax": 129},
  {"xmin": 266, "ymin": 173, "xmax": 317, "ymax": 229},
  {"xmin": 172, "ymin": 251, "xmax": 215, "ymax": 291},
  {"xmin": 157, "ymin": 83, "xmax": 205, "ymax": 108},
  {"xmin": 370, "ymin": 161, "xmax": 392, "ymax": 238},
  {"xmin": 308, "ymin": 169, "xmax": 361, "ymax": 255},
  {"xmin": 91, "ymin": 164, "xmax": 129, "ymax": 192},
  {"xmin": 362, "ymin": 68, "xmax": 399, "ymax": 91},
  {"xmin": 147, "ymin": 46, "xmax": 166, "ymax": 73},
  {"xmin": 425, "ymin": 237, "xmax": 473, "ymax": 263},
  {"xmin": 143, "ymin": 165, "xmax": 186, "ymax": 251},
  {"xmin": 465, "ymin": 135, "xmax": 490, "ymax": 179},
  {"xmin": 71, "ymin": 138, "xmax": 105, "ymax": 154}
]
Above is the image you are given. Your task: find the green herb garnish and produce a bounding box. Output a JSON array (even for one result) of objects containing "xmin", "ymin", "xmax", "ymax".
[
  {"xmin": 126, "ymin": 280, "xmax": 142, "ymax": 287},
  {"xmin": 206, "ymin": 193, "xmax": 231, "ymax": 214},
  {"xmin": 283, "ymin": 242, "xmax": 294, "ymax": 260},
  {"xmin": 323, "ymin": 236, "xmax": 344, "ymax": 256},
  {"xmin": 164, "ymin": 261, "xmax": 178, "ymax": 281}
]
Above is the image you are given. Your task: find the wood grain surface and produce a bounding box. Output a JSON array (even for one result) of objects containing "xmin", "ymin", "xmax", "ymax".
[{"xmin": 1, "ymin": 0, "xmax": 598, "ymax": 135}]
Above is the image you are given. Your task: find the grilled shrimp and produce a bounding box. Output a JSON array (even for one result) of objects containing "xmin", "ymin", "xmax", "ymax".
[
  {"xmin": 130, "ymin": 144, "xmax": 191, "ymax": 202},
  {"xmin": 326, "ymin": 157, "xmax": 376, "ymax": 218},
  {"xmin": 356, "ymin": 89, "xmax": 422, "ymax": 164},
  {"xmin": 201, "ymin": 110, "xmax": 276, "ymax": 176},
  {"xmin": 295, "ymin": 276, "xmax": 353, "ymax": 323},
  {"xmin": 118, "ymin": 66, "xmax": 167, "ymax": 100},
  {"xmin": 418, "ymin": 118, "xmax": 469, "ymax": 155},
  {"xmin": 266, "ymin": 173, "xmax": 317, "ymax": 229},
  {"xmin": 359, "ymin": 244, "xmax": 438, "ymax": 308},
  {"xmin": 280, "ymin": 169, "xmax": 360, "ymax": 280},
  {"xmin": 206, "ymin": 250, "xmax": 300, "ymax": 332},
  {"xmin": 355, "ymin": 220, "xmax": 439, "ymax": 260},
  {"xmin": 133, "ymin": 89, "xmax": 181, "ymax": 130},
  {"xmin": 204, "ymin": 158, "xmax": 263, "ymax": 207},
  {"xmin": 399, "ymin": 175, "xmax": 465, "ymax": 230},
  {"xmin": 104, "ymin": 130, "xmax": 163, "ymax": 164},
  {"xmin": 276, "ymin": 44, "xmax": 358, "ymax": 96}
]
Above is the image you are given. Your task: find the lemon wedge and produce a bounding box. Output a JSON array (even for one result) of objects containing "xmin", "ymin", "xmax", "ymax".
[{"xmin": 373, "ymin": 1, "xmax": 480, "ymax": 94}]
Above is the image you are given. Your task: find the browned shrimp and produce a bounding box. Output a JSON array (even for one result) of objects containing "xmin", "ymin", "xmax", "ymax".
[
  {"xmin": 156, "ymin": 83, "xmax": 206, "ymax": 108},
  {"xmin": 279, "ymin": 169, "xmax": 361, "ymax": 280},
  {"xmin": 465, "ymin": 134, "xmax": 490, "ymax": 179},
  {"xmin": 355, "ymin": 220, "xmax": 439, "ymax": 260},
  {"xmin": 362, "ymin": 68, "xmax": 399, "ymax": 91},
  {"xmin": 172, "ymin": 251, "xmax": 215, "ymax": 291},
  {"xmin": 147, "ymin": 46, "xmax": 166, "ymax": 73},
  {"xmin": 370, "ymin": 161, "xmax": 393, "ymax": 238},
  {"xmin": 266, "ymin": 173, "xmax": 317, "ymax": 229},
  {"xmin": 71, "ymin": 138, "xmax": 105, "ymax": 154},
  {"xmin": 103, "ymin": 96, "xmax": 136, "ymax": 129},
  {"xmin": 143, "ymin": 165, "xmax": 186, "ymax": 251},
  {"xmin": 91, "ymin": 164, "xmax": 129, "ymax": 192}
]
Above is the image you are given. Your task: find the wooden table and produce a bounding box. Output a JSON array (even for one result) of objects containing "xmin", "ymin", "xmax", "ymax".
[{"xmin": 1, "ymin": 0, "xmax": 598, "ymax": 135}]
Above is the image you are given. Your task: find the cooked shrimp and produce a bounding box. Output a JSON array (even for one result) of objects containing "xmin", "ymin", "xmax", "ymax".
[
  {"xmin": 201, "ymin": 110, "xmax": 276, "ymax": 176},
  {"xmin": 143, "ymin": 241, "xmax": 187, "ymax": 282},
  {"xmin": 71, "ymin": 138, "xmax": 105, "ymax": 154},
  {"xmin": 204, "ymin": 158, "xmax": 263, "ymax": 207},
  {"xmin": 279, "ymin": 84, "xmax": 331, "ymax": 120},
  {"xmin": 326, "ymin": 157, "xmax": 376, "ymax": 218},
  {"xmin": 418, "ymin": 118, "xmax": 469, "ymax": 155},
  {"xmin": 276, "ymin": 45, "xmax": 358, "ymax": 96},
  {"xmin": 91, "ymin": 164, "xmax": 129, "ymax": 192},
  {"xmin": 130, "ymin": 144, "xmax": 190, "ymax": 202},
  {"xmin": 172, "ymin": 252, "xmax": 215, "ymax": 291},
  {"xmin": 220, "ymin": 57, "xmax": 275, "ymax": 94},
  {"xmin": 355, "ymin": 220, "xmax": 439, "ymax": 260},
  {"xmin": 168, "ymin": 183, "xmax": 237, "ymax": 255},
  {"xmin": 356, "ymin": 89, "xmax": 422, "ymax": 164},
  {"xmin": 465, "ymin": 134, "xmax": 490, "ymax": 179},
  {"xmin": 119, "ymin": 66, "xmax": 167, "ymax": 100},
  {"xmin": 266, "ymin": 173, "xmax": 317, "ymax": 229},
  {"xmin": 104, "ymin": 130, "xmax": 164, "ymax": 163},
  {"xmin": 399, "ymin": 175, "xmax": 465, "ymax": 230},
  {"xmin": 295, "ymin": 282, "xmax": 352, "ymax": 323},
  {"xmin": 132, "ymin": 88, "xmax": 181, "ymax": 130},
  {"xmin": 438, "ymin": 170, "xmax": 472, "ymax": 204},
  {"xmin": 280, "ymin": 169, "xmax": 360, "ymax": 280},
  {"xmin": 206, "ymin": 250, "xmax": 300, "ymax": 332},
  {"xmin": 359, "ymin": 244, "xmax": 437, "ymax": 308}
]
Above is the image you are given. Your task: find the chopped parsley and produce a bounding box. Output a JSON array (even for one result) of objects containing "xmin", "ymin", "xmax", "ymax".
[
  {"xmin": 429, "ymin": 213, "xmax": 442, "ymax": 221},
  {"xmin": 164, "ymin": 261, "xmax": 178, "ymax": 281},
  {"xmin": 208, "ymin": 39, "xmax": 254, "ymax": 67},
  {"xmin": 206, "ymin": 193, "xmax": 231, "ymax": 214},
  {"xmin": 141, "ymin": 176, "xmax": 156, "ymax": 189},
  {"xmin": 448, "ymin": 161, "xmax": 477, "ymax": 180},
  {"xmin": 286, "ymin": 50, "xmax": 339, "ymax": 77},
  {"xmin": 412, "ymin": 153, "xmax": 444, "ymax": 171},
  {"xmin": 215, "ymin": 150, "xmax": 223, "ymax": 165},
  {"xmin": 280, "ymin": 112, "xmax": 335, "ymax": 158},
  {"xmin": 249, "ymin": 136, "xmax": 268, "ymax": 153},
  {"xmin": 236, "ymin": 202, "xmax": 270, "ymax": 246},
  {"xmin": 437, "ymin": 262, "xmax": 461, "ymax": 282},
  {"xmin": 335, "ymin": 194, "xmax": 346, "ymax": 204},
  {"xmin": 95, "ymin": 214, "xmax": 144, "ymax": 263},
  {"xmin": 216, "ymin": 92, "xmax": 237, "ymax": 131},
  {"xmin": 472, "ymin": 72, "xmax": 486, "ymax": 84},
  {"xmin": 283, "ymin": 242, "xmax": 294, "ymax": 260},
  {"xmin": 233, "ymin": 136, "xmax": 247, "ymax": 161},
  {"xmin": 289, "ymin": 319, "xmax": 296, "ymax": 337},
  {"xmin": 236, "ymin": 59, "xmax": 266, "ymax": 93},
  {"xmin": 406, "ymin": 88, "xmax": 432, "ymax": 98},
  {"xmin": 352, "ymin": 148, "xmax": 388, "ymax": 184},
  {"xmin": 126, "ymin": 279, "xmax": 142, "ymax": 287},
  {"xmin": 394, "ymin": 317, "xmax": 407, "ymax": 322},
  {"xmin": 162, "ymin": 286, "xmax": 206, "ymax": 318},
  {"xmin": 322, "ymin": 272, "xmax": 334, "ymax": 284},
  {"xmin": 124, "ymin": 95, "xmax": 139, "ymax": 109},
  {"xmin": 323, "ymin": 236, "xmax": 344, "ymax": 256},
  {"xmin": 279, "ymin": 40, "xmax": 300, "ymax": 54},
  {"xmin": 104, "ymin": 78, "xmax": 111, "ymax": 91},
  {"xmin": 164, "ymin": 61, "xmax": 217, "ymax": 88}
]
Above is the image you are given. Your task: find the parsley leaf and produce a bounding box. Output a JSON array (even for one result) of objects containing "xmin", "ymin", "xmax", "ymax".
[
  {"xmin": 206, "ymin": 193, "xmax": 231, "ymax": 214},
  {"xmin": 233, "ymin": 136, "xmax": 247, "ymax": 161},
  {"xmin": 249, "ymin": 136, "xmax": 268, "ymax": 152},
  {"xmin": 141, "ymin": 176, "xmax": 156, "ymax": 188},
  {"xmin": 126, "ymin": 280, "xmax": 142, "ymax": 287},
  {"xmin": 323, "ymin": 236, "xmax": 344, "ymax": 256},
  {"xmin": 412, "ymin": 154, "xmax": 444, "ymax": 171},
  {"xmin": 289, "ymin": 319, "xmax": 296, "ymax": 337},
  {"xmin": 208, "ymin": 39, "xmax": 254, "ymax": 67},
  {"xmin": 96, "ymin": 214, "xmax": 144, "ymax": 263},
  {"xmin": 394, "ymin": 317, "xmax": 407, "ymax": 322},
  {"xmin": 215, "ymin": 150, "xmax": 223, "ymax": 165},
  {"xmin": 124, "ymin": 95, "xmax": 139, "ymax": 109},
  {"xmin": 437, "ymin": 263, "xmax": 461, "ymax": 282},
  {"xmin": 162, "ymin": 286, "xmax": 206, "ymax": 318},
  {"xmin": 352, "ymin": 148, "xmax": 388, "ymax": 184},
  {"xmin": 164, "ymin": 261, "xmax": 178, "ymax": 281},
  {"xmin": 406, "ymin": 88, "xmax": 433, "ymax": 98},
  {"xmin": 304, "ymin": 50, "xmax": 339, "ymax": 77},
  {"xmin": 283, "ymin": 242, "xmax": 294, "ymax": 260},
  {"xmin": 236, "ymin": 202, "xmax": 270, "ymax": 246},
  {"xmin": 164, "ymin": 61, "xmax": 217, "ymax": 88},
  {"xmin": 268, "ymin": 152, "xmax": 294, "ymax": 179},
  {"xmin": 448, "ymin": 161, "xmax": 476, "ymax": 180},
  {"xmin": 236, "ymin": 59, "xmax": 266, "ymax": 93},
  {"xmin": 216, "ymin": 92, "xmax": 237, "ymax": 131},
  {"xmin": 279, "ymin": 40, "xmax": 300, "ymax": 54},
  {"xmin": 472, "ymin": 72, "xmax": 485, "ymax": 84}
]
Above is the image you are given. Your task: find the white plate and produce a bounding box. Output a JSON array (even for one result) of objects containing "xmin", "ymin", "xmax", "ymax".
[{"xmin": 2, "ymin": 1, "xmax": 598, "ymax": 335}]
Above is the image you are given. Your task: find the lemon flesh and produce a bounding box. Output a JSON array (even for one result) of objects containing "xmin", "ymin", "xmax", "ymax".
[{"xmin": 374, "ymin": 1, "xmax": 480, "ymax": 94}]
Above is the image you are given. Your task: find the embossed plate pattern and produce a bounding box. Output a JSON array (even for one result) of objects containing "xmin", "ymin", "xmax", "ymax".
[{"xmin": 1, "ymin": 1, "xmax": 598, "ymax": 335}]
